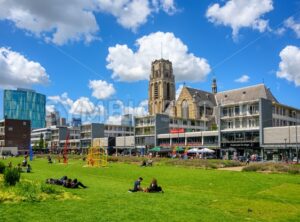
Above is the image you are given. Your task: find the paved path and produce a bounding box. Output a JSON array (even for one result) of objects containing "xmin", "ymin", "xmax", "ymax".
[{"xmin": 218, "ymin": 166, "xmax": 244, "ymax": 171}]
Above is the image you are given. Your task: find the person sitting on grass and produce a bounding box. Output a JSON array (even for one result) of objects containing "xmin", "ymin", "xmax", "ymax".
[
  {"xmin": 129, "ymin": 177, "xmax": 143, "ymax": 192},
  {"xmin": 22, "ymin": 158, "xmax": 27, "ymax": 167},
  {"xmin": 26, "ymin": 164, "xmax": 31, "ymax": 173},
  {"xmin": 145, "ymin": 178, "xmax": 163, "ymax": 193},
  {"xmin": 47, "ymin": 155, "xmax": 53, "ymax": 164}
]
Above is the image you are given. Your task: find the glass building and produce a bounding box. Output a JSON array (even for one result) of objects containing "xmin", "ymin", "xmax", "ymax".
[{"xmin": 3, "ymin": 88, "xmax": 46, "ymax": 129}]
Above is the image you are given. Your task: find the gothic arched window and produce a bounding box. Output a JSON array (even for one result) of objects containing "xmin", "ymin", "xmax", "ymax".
[
  {"xmin": 154, "ymin": 82, "xmax": 159, "ymax": 99},
  {"xmin": 182, "ymin": 100, "xmax": 189, "ymax": 119}
]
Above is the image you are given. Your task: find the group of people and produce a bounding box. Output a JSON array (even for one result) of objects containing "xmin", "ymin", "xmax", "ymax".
[
  {"xmin": 46, "ymin": 176, "xmax": 87, "ymax": 189},
  {"xmin": 140, "ymin": 159, "xmax": 153, "ymax": 167},
  {"xmin": 129, "ymin": 177, "xmax": 163, "ymax": 193},
  {"xmin": 8, "ymin": 160, "xmax": 31, "ymax": 173}
]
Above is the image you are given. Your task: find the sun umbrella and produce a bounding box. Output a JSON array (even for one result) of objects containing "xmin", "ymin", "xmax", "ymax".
[
  {"xmin": 199, "ymin": 148, "xmax": 215, "ymax": 153},
  {"xmin": 187, "ymin": 148, "xmax": 201, "ymax": 153},
  {"xmin": 176, "ymin": 147, "xmax": 184, "ymax": 152},
  {"xmin": 149, "ymin": 147, "xmax": 161, "ymax": 152}
]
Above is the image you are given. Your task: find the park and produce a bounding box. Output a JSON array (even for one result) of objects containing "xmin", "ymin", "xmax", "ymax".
[{"xmin": 0, "ymin": 154, "xmax": 300, "ymax": 222}]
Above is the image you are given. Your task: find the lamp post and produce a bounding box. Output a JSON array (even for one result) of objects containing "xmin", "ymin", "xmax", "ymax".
[{"xmin": 296, "ymin": 112, "xmax": 299, "ymax": 163}]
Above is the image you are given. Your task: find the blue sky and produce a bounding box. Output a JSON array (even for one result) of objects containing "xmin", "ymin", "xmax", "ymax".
[{"xmin": 0, "ymin": 0, "xmax": 300, "ymax": 124}]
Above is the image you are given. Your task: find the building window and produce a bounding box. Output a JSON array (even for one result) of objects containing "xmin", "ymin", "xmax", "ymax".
[
  {"xmin": 182, "ymin": 100, "xmax": 189, "ymax": 119},
  {"xmin": 8, "ymin": 127, "xmax": 13, "ymax": 131},
  {"xmin": 23, "ymin": 121, "xmax": 27, "ymax": 126},
  {"xmin": 167, "ymin": 83, "xmax": 170, "ymax": 100},
  {"xmin": 154, "ymin": 82, "xmax": 159, "ymax": 99}
]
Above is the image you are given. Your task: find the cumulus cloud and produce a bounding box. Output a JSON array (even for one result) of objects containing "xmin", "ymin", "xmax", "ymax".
[
  {"xmin": 206, "ymin": 0, "xmax": 273, "ymax": 39},
  {"xmin": 106, "ymin": 32, "xmax": 211, "ymax": 82},
  {"xmin": 106, "ymin": 115, "xmax": 122, "ymax": 125},
  {"xmin": 46, "ymin": 105, "xmax": 56, "ymax": 114},
  {"xmin": 0, "ymin": 0, "xmax": 177, "ymax": 44},
  {"xmin": 277, "ymin": 45, "xmax": 300, "ymax": 86},
  {"xmin": 96, "ymin": 0, "xmax": 151, "ymax": 31},
  {"xmin": 89, "ymin": 80, "xmax": 116, "ymax": 99},
  {"xmin": 106, "ymin": 99, "xmax": 148, "ymax": 124},
  {"xmin": 0, "ymin": 47, "xmax": 50, "ymax": 89},
  {"xmin": 152, "ymin": 0, "xmax": 177, "ymax": 15},
  {"xmin": 69, "ymin": 97, "xmax": 105, "ymax": 116},
  {"xmin": 235, "ymin": 75, "xmax": 250, "ymax": 83},
  {"xmin": 0, "ymin": 0, "xmax": 99, "ymax": 45},
  {"xmin": 48, "ymin": 92, "xmax": 73, "ymax": 108},
  {"xmin": 283, "ymin": 17, "xmax": 300, "ymax": 38}
]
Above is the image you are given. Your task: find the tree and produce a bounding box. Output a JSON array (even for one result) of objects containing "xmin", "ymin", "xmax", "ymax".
[{"xmin": 39, "ymin": 133, "xmax": 44, "ymax": 149}]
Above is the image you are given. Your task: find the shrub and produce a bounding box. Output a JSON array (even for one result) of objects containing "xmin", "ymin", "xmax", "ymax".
[
  {"xmin": 4, "ymin": 167, "xmax": 20, "ymax": 186},
  {"xmin": 0, "ymin": 161, "xmax": 5, "ymax": 174},
  {"xmin": 242, "ymin": 164, "xmax": 262, "ymax": 172},
  {"xmin": 40, "ymin": 183, "xmax": 61, "ymax": 194},
  {"xmin": 16, "ymin": 181, "xmax": 39, "ymax": 202}
]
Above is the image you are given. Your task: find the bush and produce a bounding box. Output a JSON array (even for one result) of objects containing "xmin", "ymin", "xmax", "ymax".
[
  {"xmin": 4, "ymin": 167, "xmax": 20, "ymax": 186},
  {"xmin": 0, "ymin": 161, "xmax": 5, "ymax": 174},
  {"xmin": 16, "ymin": 181, "xmax": 39, "ymax": 202},
  {"xmin": 242, "ymin": 163, "xmax": 300, "ymax": 174},
  {"xmin": 40, "ymin": 183, "xmax": 61, "ymax": 194}
]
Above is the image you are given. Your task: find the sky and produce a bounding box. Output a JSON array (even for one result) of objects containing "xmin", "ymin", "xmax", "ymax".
[{"xmin": 1, "ymin": 0, "xmax": 300, "ymax": 124}]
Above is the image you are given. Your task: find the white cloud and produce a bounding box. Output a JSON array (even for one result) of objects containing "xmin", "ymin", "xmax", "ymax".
[
  {"xmin": 0, "ymin": 0, "xmax": 177, "ymax": 45},
  {"xmin": 0, "ymin": 47, "xmax": 50, "ymax": 89},
  {"xmin": 106, "ymin": 99, "xmax": 148, "ymax": 124},
  {"xmin": 152, "ymin": 0, "xmax": 177, "ymax": 15},
  {"xmin": 106, "ymin": 31, "xmax": 211, "ymax": 82},
  {"xmin": 277, "ymin": 45, "xmax": 300, "ymax": 86},
  {"xmin": 46, "ymin": 105, "xmax": 56, "ymax": 114},
  {"xmin": 70, "ymin": 97, "xmax": 97, "ymax": 115},
  {"xmin": 96, "ymin": 0, "xmax": 151, "ymax": 31},
  {"xmin": 106, "ymin": 115, "xmax": 122, "ymax": 125},
  {"xmin": 89, "ymin": 80, "xmax": 116, "ymax": 99},
  {"xmin": 48, "ymin": 92, "xmax": 73, "ymax": 108},
  {"xmin": 284, "ymin": 17, "xmax": 300, "ymax": 38},
  {"xmin": 235, "ymin": 75, "xmax": 250, "ymax": 83},
  {"xmin": 0, "ymin": 0, "xmax": 99, "ymax": 45},
  {"xmin": 206, "ymin": 0, "xmax": 273, "ymax": 39}
]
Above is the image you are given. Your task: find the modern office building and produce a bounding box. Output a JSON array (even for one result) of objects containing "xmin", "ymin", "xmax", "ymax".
[
  {"xmin": 80, "ymin": 123, "xmax": 105, "ymax": 149},
  {"xmin": 71, "ymin": 117, "xmax": 82, "ymax": 127},
  {"xmin": 121, "ymin": 114, "xmax": 134, "ymax": 127},
  {"xmin": 4, "ymin": 88, "xmax": 46, "ymax": 129},
  {"xmin": 31, "ymin": 127, "xmax": 52, "ymax": 149},
  {"xmin": 46, "ymin": 111, "xmax": 60, "ymax": 127},
  {"xmin": 0, "ymin": 119, "xmax": 31, "ymax": 154}
]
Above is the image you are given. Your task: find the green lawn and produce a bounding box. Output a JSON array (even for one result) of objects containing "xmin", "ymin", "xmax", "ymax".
[{"xmin": 0, "ymin": 157, "xmax": 300, "ymax": 222}]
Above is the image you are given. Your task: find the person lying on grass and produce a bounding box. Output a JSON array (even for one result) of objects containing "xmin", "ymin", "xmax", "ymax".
[
  {"xmin": 46, "ymin": 175, "xmax": 68, "ymax": 185},
  {"xmin": 46, "ymin": 176, "xmax": 87, "ymax": 188},
  {"xmin": 144, "ymin": 178, "xmax": 163, "ymax": 193},
  {"xmin": 63, "ymin": 178, "xmax": 87, "ymax": 189},
  {"xmin": 128, "ymin": 177, "xmax": 143, "ymax": 192}
]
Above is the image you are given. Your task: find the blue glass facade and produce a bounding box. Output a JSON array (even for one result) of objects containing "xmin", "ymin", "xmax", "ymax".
[{"xmin": 3, "ymin": 89, "xmax": 46, "ymax": 129}]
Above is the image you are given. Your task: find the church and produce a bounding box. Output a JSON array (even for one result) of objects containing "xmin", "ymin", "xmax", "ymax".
[{"xmin": 134, "ymin": 58, "xmax": 300, "ymax": 160}]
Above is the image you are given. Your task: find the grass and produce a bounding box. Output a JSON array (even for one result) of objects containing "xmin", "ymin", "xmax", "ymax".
[{"xmin": 0, "ymin": 157, "xmax": 299, "ymax": 222}]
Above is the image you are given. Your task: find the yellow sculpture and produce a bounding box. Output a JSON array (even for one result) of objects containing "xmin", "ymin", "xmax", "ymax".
[{"xmin": 87, "ymin": 146, "xmax": 108, "ymax": 167}]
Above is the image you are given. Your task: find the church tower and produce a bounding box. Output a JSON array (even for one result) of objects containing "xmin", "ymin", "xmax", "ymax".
[
  {"xmin": 148, "ymin": 59, "xmax": 175, "ymax": 115},
  {"xmin": 212, "ymin": 78, "xmax": 217, "ymax": 94}
]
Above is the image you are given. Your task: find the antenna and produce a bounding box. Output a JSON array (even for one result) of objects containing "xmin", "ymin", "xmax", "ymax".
[{"xmin": 160, "ymin": 41, "xmax": 163, "ymax": 59}]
